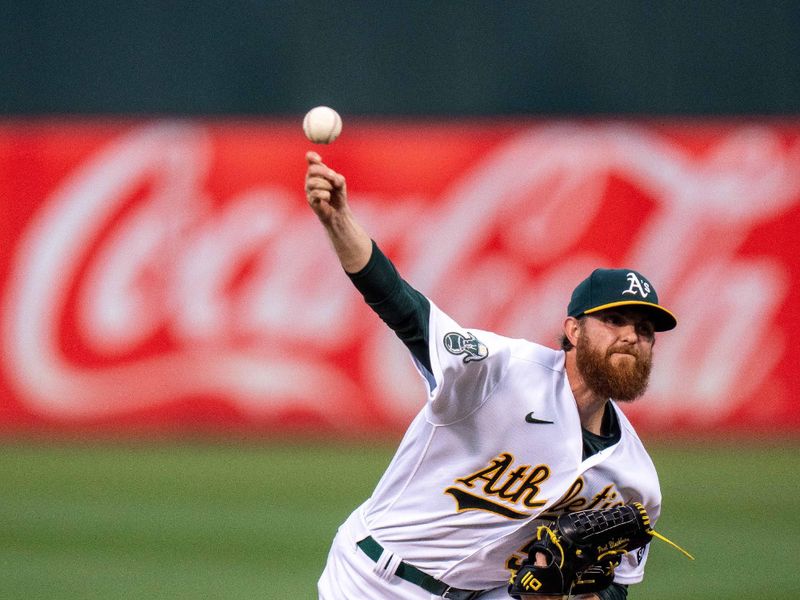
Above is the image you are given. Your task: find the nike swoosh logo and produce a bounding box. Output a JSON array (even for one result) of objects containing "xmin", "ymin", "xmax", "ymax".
[{"xmin": 525, "ymin": 411, "xmax": 554, "ymax": 424}]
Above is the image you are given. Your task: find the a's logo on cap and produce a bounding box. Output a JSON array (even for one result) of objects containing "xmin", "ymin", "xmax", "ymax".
[{"xmin": 622, "ymin": 272, "xmax": 651, "ymax": 298}]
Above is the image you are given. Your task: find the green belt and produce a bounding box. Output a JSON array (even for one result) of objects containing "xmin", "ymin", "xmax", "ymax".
[{"xmin": 356, "ymin": 536, "xmax": 484, "ymax": 600}]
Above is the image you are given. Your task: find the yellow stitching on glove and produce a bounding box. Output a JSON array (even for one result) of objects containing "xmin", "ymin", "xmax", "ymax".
[
  {"xmin": 536, "ymin": 525, "xmax": 566, "ymax": 569},
  {"xmin": 596, "ymin": 548, "xmax": 626, "ymax": 562}
]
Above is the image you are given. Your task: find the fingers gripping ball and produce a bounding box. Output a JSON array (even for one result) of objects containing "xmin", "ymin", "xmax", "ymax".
[
  {"xmin": 303, "ymin": 106, "xmax": 343, "ymax": 144},
  {"xmin": 508, "ymin": 503, "xmax": 656, "ymax": 598}
]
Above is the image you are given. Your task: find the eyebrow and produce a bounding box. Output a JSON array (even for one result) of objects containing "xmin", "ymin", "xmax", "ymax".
[{"xmin": 598, "ymin": 311, "xmax": 655, "ymax": 327}]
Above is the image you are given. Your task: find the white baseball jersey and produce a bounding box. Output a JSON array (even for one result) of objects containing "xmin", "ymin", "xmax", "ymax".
[{"xmin": 319, "ymin": 300, "xmax": 661, "ymax": 599}]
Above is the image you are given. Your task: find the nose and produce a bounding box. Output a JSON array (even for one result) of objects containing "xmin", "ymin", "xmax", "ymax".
[{"xmin": 618, "ymin": 323, "xmax": 638, "ymax": 344}]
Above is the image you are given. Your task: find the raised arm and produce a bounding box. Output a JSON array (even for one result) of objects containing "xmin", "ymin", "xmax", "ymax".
[
  {"xmin": 303, "ymin": 151, "xmax": 433, "ymax": 374},
  {"xmin": 304, "ymin": 151, "xmax": 373, "ymax": 273}
]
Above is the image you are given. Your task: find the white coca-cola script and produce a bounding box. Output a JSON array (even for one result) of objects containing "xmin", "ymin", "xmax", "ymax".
[{"xmin": 3, "ymin": 122, "xmax": 799, "ymax": 430}]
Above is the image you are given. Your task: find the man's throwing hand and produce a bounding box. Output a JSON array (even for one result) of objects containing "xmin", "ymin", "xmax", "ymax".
[{"xmin": 305, "ymin": 151, "xmax": 348, "ymax": 225}]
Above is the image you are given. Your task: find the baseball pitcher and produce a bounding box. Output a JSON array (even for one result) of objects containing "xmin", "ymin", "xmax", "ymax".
[{"xmin": 306, "ymin": 151, "xmax": 688, "ymax": 600}]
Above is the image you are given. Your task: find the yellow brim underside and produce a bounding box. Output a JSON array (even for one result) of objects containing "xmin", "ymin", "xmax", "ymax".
[{"xmin": 583, "ymin": 300, "xmax": 677, "ymax": 323}]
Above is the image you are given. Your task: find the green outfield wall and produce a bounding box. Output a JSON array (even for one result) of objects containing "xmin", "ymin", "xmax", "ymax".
[{"xmin": 3, "ymin": 1, "xmax": 799, "ymax": 116}]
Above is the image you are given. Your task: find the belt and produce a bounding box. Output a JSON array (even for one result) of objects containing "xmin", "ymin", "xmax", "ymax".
[{"xmin": 356, "ymin": 536, "xmax": 484, "ymax": 600}]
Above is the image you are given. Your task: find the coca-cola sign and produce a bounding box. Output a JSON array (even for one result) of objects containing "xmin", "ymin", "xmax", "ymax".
[{"xmin": 2, "ymin": 119, "xmax": 799, "ymax": 434}]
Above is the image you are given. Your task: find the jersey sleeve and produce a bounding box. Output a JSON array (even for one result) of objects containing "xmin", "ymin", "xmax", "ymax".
[
  {"xmin": 423, "ymin": 301, "xmax": 510, "ymax": 425},
  {"xmin": 610, "ymin": 412, "xmax": 663, "ymax": 587}
]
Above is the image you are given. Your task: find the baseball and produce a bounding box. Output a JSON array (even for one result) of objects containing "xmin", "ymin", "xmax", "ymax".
[{"xmin": 303, "ymin": 106, "xmax": 343, "ymax": 144}]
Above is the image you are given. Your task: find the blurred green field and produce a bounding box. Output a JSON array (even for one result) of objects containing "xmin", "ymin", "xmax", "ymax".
[{"xmin": 1, "ymin": 440, "xmax": 798, "ymax": 599}]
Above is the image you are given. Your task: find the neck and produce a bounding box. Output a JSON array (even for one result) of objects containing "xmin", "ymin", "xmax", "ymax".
[{"xmin": 565, "ymin": 349, "xmax": 608, "ymax": 435}]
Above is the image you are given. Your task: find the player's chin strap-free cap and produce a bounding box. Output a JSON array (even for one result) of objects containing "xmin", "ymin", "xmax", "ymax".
[{"xmin": 567, "ymin": 268, "xmax": 677, "ymax": 332}]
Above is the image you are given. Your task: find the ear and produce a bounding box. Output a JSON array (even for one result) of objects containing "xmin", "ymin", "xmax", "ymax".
[{"xmin": 563, "ymin": 316, "xmax": 581, "ymax": 348}]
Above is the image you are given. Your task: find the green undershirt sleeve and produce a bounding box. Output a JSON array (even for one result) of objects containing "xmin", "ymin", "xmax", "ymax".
[
  {"xmin": 599, "ymin": 582, "xmax": 629, "ymax": 599},
  {"xmin": 346, "ymin": 241, "xmax": 432, "ymax": 374}
]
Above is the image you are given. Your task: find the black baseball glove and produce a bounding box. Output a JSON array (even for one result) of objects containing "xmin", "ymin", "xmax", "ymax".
[{"xmin": 508, "ymin": 502, "xmax": 654, "ymax": 598}]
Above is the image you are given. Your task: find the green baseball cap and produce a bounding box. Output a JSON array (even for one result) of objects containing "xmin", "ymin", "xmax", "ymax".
[{"xmin": 567, "ymin": 268, "xmax": 677, "ymax": 331}]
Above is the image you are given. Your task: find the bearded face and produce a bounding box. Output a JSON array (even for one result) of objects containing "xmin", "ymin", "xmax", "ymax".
[{"xmin": 575, "ymin": 322, "xmax": 653, "ymax": 401}]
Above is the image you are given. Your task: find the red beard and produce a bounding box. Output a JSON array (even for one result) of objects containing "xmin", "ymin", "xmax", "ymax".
[{"xmin": 575, "ymin": 335, "xmax": 653, "ymax": 402}]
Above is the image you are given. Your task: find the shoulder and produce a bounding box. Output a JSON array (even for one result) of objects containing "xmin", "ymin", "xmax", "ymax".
[
  {"xmin": 509, "ymin": 338, "xmax": 565, "ymax": 370},
  {"xmin": 426, "ymin": 301, "xmax": 565, "ymax": 377},
  {"xmin": 454, "ymin": 330, "xmax": 564, "ymax": 371}
]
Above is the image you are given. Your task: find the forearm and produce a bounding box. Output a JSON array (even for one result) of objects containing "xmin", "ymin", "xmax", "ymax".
[
  {"xmin": 522, "ymin": 583, "xmax": 628, "ymax": 600},
  {"xmin": 521, "ymin": 581, "xmax": 626, "ymax": 599},
  {"xmin": 304, "ymin": 151, "xmax": 372, "ymax": 273},
  {"xmin": 524, "ymin": 583, "xmax": 626, "ymax": 599},
  {"xmin": 321, "ymin": 207, "xmax": 373, "ymax": 274},
  {"xmin": 304, "ymin": 151, "xmax": 430, "ymax": 367}
]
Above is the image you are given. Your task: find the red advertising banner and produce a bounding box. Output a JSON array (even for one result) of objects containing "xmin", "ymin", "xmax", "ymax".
[{"xmin": 1, "ymin": 119, "xmax": 799, "ymax": 436}]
